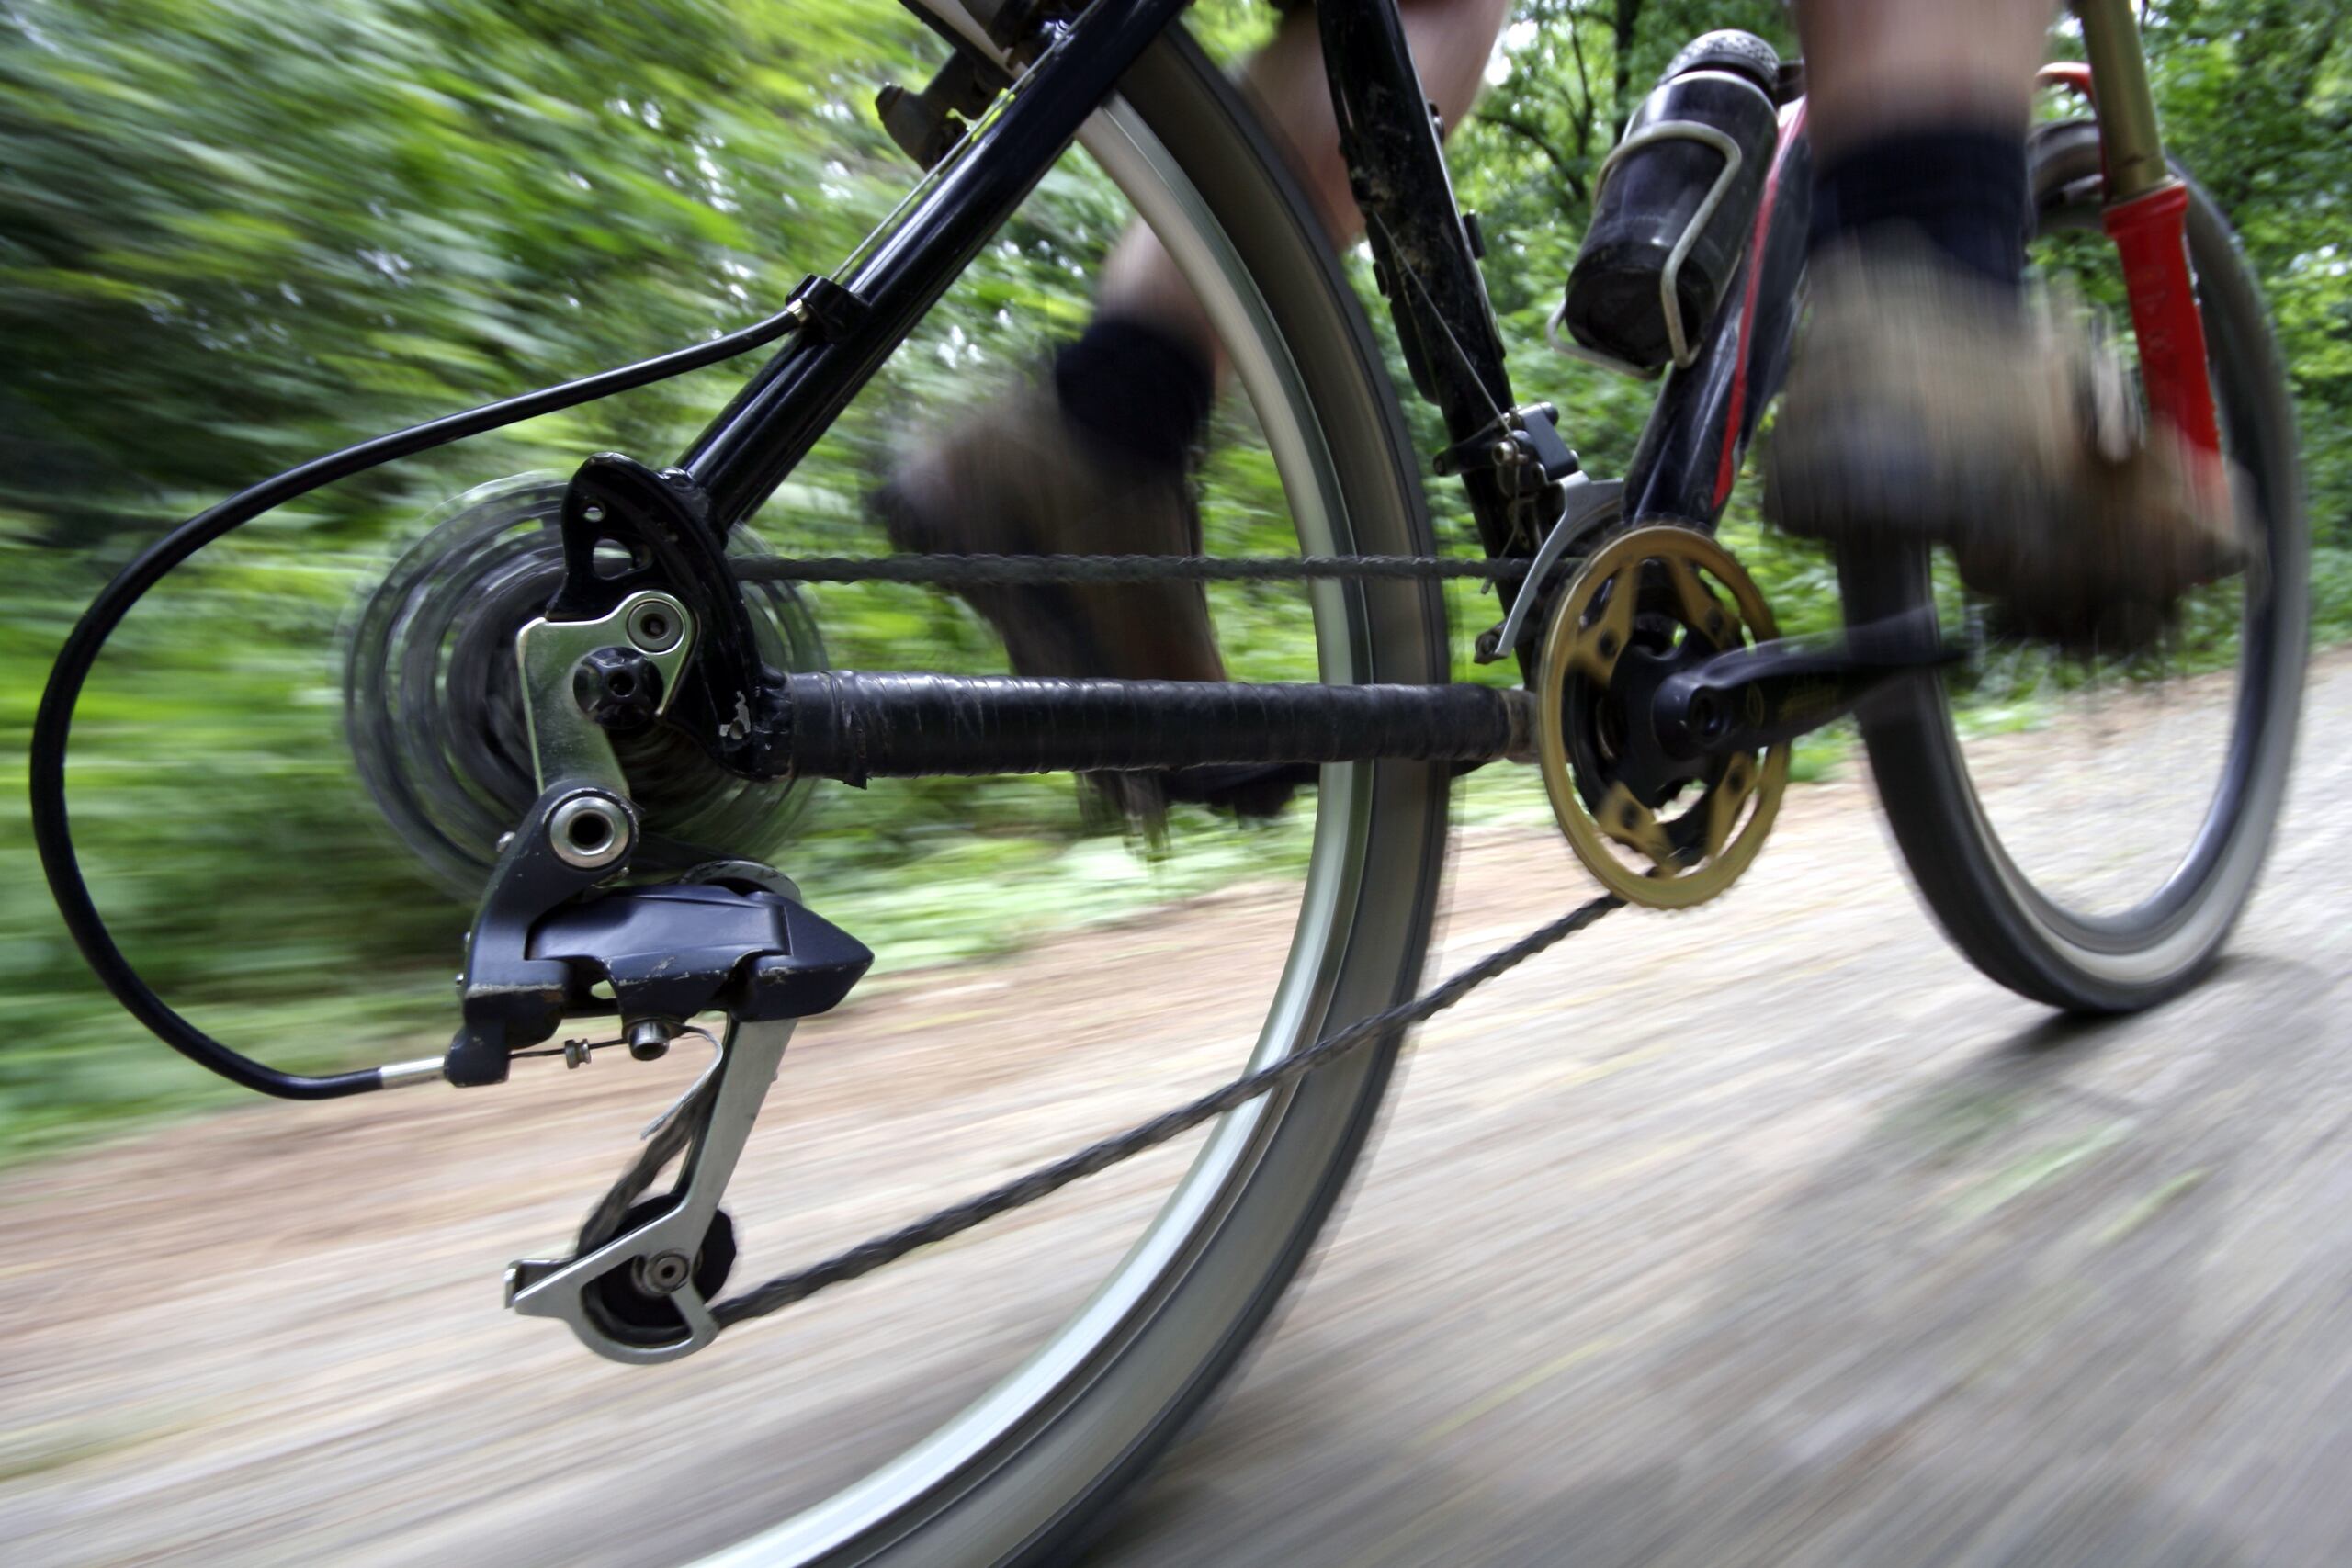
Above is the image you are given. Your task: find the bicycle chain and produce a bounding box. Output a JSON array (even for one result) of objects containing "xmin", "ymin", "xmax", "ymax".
[
  {"xmin": 712, "ymin": 894, "xmax": 1620, "ymax": 1327},
  {"xmin": 733, "ymin": 551, "xmax": 1538, "ymax": 587},
  {"xmin": 637, "ymin": 547, "xmax": 1618, "ymax": 1334}
]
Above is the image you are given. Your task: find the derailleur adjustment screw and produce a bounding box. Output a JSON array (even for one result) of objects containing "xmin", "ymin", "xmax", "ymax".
[
  {"xmin": 571, "ymin": 646, "xmax": 661, "ymax": 731},
  {"xmin": 626, "ymin": 1018, "xmax": 676, "ymax": 1063}
]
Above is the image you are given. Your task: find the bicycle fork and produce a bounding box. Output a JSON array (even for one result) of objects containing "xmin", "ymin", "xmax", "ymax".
[{"xmin": 2069, "ymin": 0, "xmax": 2223, "ymax": 458}]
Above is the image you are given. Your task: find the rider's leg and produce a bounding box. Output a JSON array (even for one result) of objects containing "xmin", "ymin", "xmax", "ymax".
[
  {"xmin": 1091, "ymin": 0, "xmax": 1511, "ymax": 380},
  {"xmin": 877, "ymin": 0, "xmax": 1510, "ymax": 818},
  {"xmin": 1767, "ymin": 0, "xmax": 2241, "ymax": 649},
  {"xmin": 1798, "ymin": 0, "xmax": 2052, "ymax": 285},
  {"xmin": 1051, "ymin": 0, "xmax": 1509, "ymax": 478},
  {"xmin": 1800, "ymin": 0, "xmax": 2052, "ymax": 157}
]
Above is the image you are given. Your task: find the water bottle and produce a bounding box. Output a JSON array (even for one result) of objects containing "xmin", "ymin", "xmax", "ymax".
[{"xmin": 1561, "ymin": 30, "xmax": 1783, "ymax": 373}]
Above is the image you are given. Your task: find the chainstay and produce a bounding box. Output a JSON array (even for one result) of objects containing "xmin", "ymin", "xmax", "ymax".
[
  {"xmin": 733, "ymin": 552, "xmax": 1536, "ymax": 587},
  {"xmin": 710, "ymin": 892, "xmax": 1622, "ymax": 1328}
]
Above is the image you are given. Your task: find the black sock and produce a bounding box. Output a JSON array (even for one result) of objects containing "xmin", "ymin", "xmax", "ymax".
[
  {"xmin": 1052, "ymin": 313, "xmax": 1215, "ymax": 471},
  {"xmin": 1808, "ymin": 126, "xmax": 2031, "ymax": 288}
]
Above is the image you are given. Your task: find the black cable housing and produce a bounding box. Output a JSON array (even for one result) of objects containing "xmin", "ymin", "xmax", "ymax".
[{"xmin": 28, "ymin": 310, "xmax": 802, "ymax": 1100}]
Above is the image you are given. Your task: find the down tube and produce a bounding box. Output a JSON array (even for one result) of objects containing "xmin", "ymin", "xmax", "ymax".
[{"xmin": 1623, "ymin": 104, "xmax": 1812, "ymax": 527}]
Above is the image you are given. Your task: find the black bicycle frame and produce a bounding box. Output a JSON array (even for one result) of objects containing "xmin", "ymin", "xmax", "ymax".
[
  {"xmin": 679, "ymin": 0, "xmax": 1814, "ymax": 550},
  {"xmin": 1317, "ymin": 0, "xmax": 1813, "ymax": 604},
  {"xmin": 680, "ymin": 0, "xmax": 1195, "ymax": 521},
  {"xmin": 618, "ymin": 0, "xmax": 1816, "ymax": 784}
]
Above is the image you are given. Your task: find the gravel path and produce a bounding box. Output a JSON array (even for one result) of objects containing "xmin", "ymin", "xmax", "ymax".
[{"xmin": 4, "ymin": 655, "xmax": 2346, "ymax": 1567}]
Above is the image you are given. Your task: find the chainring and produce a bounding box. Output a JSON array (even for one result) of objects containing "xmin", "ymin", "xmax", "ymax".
[
  {"xmin": 1536, "ymin": 525, "xmax": 1789, "ymax": 908},
  {"xmin": 343, "ymin": 475, "xmax": 822, "ymax": 894}
]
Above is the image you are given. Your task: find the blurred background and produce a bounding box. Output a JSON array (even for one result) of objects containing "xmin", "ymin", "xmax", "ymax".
[
  {"xmin": 3, "ymin": 1, "xmax": 2350, "ymax": 1562},
  {"xmin": 5, "ymin": 0, "xmax": 2347, "ymax": 1153}
]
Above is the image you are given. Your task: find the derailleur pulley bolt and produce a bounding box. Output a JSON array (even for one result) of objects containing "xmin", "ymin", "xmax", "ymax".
[
  {"xmin": 626, "ymin": 1018, "xmax": 676, "ymax": 1062},
  {"xmin": 625, "ymin": 598, "xmax": 684, "ymax": 655},
  {"xmin": 642, "ymin": 1250, "xmax": 693, "ymax": 1296}
]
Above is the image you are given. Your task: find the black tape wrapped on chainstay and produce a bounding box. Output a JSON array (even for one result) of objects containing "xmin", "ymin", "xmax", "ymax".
[{"xmin": 765, "ymin": 671, "xmax": 1532, "ymax": 783}]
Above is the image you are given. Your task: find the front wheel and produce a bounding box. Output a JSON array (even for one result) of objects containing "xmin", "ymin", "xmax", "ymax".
[{"xmin": 1844, "ymin": 120, "xmax": 2308, "ymax": 1012}]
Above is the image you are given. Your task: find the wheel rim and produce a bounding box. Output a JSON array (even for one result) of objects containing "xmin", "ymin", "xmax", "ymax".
[{"xmin": 710, "ymin": 32, "xmax": 1425, "ymax": 1565}]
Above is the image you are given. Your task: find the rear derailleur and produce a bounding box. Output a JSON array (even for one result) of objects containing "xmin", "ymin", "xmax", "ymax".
[{"xmin": 427, "ymin": 457, "xmax": 872, "ymax": 1363}]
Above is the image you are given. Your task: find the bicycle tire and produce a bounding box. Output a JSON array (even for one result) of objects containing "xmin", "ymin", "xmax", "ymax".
[
  {"xmin": 703, "ymin": 22, "xmax": 1448, "ymax": 1566},
  {"xmin": 1842, "ymin": 120, "xmax": 2308, "ymax": 1012}
]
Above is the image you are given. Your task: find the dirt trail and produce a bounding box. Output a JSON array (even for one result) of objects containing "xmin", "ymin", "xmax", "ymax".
[{"xmin": 4, "ymin": 657, "xmax": 2348, "ymax": 1567}]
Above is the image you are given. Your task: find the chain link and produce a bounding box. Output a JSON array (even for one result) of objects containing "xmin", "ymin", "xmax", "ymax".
[
  {"xmin": 734, "ymin": 552, "xmax": 1535, "ymax": 588},
  {"xmin": 711, "ymin": 893, "xmax": 1620, "ymax": 1327}
]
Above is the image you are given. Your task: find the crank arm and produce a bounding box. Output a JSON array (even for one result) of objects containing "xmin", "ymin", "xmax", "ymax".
[
  {"xmin": 506, "ymin": 1014, "xmax": 794, "ymax": 1365},
  {"xmin": 1653, "ymin": 615, "xmax": 1963, "ymax": 756}
]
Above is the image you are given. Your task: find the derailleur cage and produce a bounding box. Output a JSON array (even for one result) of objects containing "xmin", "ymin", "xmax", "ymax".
[
  {"xmin": 505, "ymin": 1009, "xmax": 790, "ymax": 1364},
  {"xmin": 478, "ymin": 846, "xmax": 867, "ymax": 1363}
]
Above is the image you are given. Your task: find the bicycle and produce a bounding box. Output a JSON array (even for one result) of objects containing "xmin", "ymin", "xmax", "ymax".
[{"xmin": 28, "ymin": 0, "xmax": 2304, "ymax": 1560}]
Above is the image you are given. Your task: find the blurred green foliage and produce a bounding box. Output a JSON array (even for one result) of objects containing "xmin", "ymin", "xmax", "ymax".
[{"xmin": 3, "ymin": 0, "xmax": 2346, "ymax": 1155}]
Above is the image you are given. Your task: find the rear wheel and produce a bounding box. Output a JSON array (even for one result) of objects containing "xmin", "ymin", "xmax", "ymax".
[
  {"xmin": 1845, "ymin": 121, "xmax": 2307, "ymax": 1011},
  {"xmin": 704, "ymin": 21, "xmax": 1446, "ymax": 1566}
]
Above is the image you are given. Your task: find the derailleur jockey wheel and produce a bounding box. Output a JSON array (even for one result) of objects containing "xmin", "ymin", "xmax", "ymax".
[
  {"xmin": 583, "ymin": 1198, "xmax": 740, "ymax": 1348},
  {"xmin": 343, "ymin": 475, "xmax": 826, "ymax": 893},
  {"xmin": 1536, "ymin": 524, "xmax": 1789, "ymax": 908}
]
